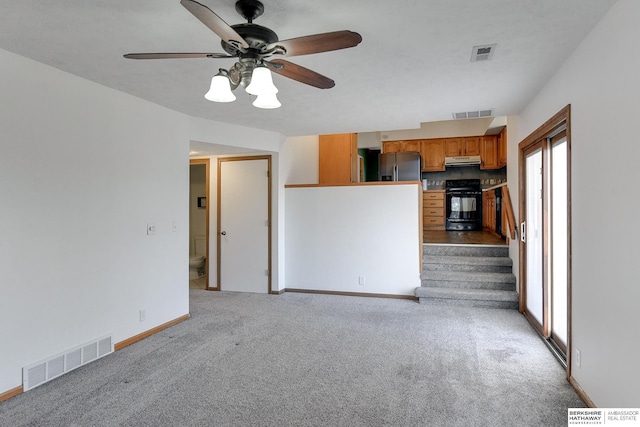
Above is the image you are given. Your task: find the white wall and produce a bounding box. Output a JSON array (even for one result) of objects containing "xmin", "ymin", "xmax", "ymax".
[
  {"xmin": 188, "ymin": 116, "xmax": 282, "ymax": 152},
  {"xmin": 0, "ymin": 49, "xmax": 190, "ymax": 392},
  {"xmin": 505, "ymin": 115, "xmax": 521, "ymax": 291},
  {"xmin": 0, "ymin": 47, "xmax": 290, "ymax": 394},
  {"xmin": 279, "ymin": 135, "xmax": 319, "ymax": 185},
  {"xmin": 514, "ymin": 0, "xmax": 640, "ymax": 407},
  {"xmin": 285, "ymin": 184, "xmax": 422, "ymax": 296},
  {"xmin": 358, "ymin": 117, "xmax": 498, "ymax": 146}
]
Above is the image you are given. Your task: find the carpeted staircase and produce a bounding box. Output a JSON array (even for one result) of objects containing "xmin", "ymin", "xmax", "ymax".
[{"xmin": 415, "ymin": 244, "xmax": 518, "ymax": 309}]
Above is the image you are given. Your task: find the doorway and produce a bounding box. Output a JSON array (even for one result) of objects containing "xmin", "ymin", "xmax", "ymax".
[
  {"xmin": 217, "ymin": 156, "xmax": 271, "ymax": 293},
  {"xmin": 519, "ymin": 105, "xmax": 571, "ymax": 371},
  {"xmin": 189, "ymin": 159, "xmax": 210, "ymax": 290}
]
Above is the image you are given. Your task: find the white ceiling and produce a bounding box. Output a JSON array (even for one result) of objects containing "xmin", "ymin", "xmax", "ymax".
[{"xmin": 0, "ymin": 0, "xmax": 617, "ymax": 138}]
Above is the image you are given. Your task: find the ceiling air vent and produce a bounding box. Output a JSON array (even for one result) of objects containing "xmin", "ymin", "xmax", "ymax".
[
  {"xmin": 452, "ymin": 109, "xmax": 493, "ymax": 120},
  {"xmin": 471, "ymin": 44, "xmax": 497, "ymax": 62}
]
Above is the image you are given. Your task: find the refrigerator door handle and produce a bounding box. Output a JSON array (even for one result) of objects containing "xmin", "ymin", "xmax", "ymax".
[{"xmin": 393, "ymin": 164, "xmax": 397, "ymax": 181}]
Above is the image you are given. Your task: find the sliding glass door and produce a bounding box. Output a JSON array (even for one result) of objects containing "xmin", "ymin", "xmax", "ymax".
[
  {"xmin": 550, "ymin": 133, "xmax": 568, "ymax": 353},
  {"xmin": 519, "ymin": 106, "xmax": 571, "ymax": 366},
  {"xmin": 523, "ymin": 143, "xmax": 544, "ymax": 329}
]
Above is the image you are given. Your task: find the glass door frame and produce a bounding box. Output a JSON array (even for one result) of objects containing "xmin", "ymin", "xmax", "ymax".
[{"xmin": 518, "ymin": 105, "xmax": 572, "ymax": 377}]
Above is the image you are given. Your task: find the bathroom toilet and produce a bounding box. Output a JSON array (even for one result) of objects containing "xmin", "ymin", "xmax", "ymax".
[{"xmin": 189, "ymin": 236, "xmax": 206, "ymax": 280}]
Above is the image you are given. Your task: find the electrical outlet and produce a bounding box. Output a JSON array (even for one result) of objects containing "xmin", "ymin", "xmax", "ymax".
[
  {"xmin": 358, "ymin": 276, "xmax": 365, "ymax": 286},
  {"xmin": 139, "ymin": 309, "xmax": 146, "ymax": 322},
  {"xmin": 147, "ymin": 223, "xmax": 156, "ymax": 235},
  {"xmin": 576, "ymin": 348, "xmax": 581, "ymax": 367}
]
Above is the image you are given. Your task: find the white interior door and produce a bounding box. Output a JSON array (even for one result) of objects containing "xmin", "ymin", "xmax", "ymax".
[{"xmin": 218, "ymin": 157, "xmax": 270, "ymax": 293}]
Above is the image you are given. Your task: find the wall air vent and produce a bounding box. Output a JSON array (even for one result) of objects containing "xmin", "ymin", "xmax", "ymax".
[
  {"xmin": 471, "ymin": 44, "xmax": 497, "ymax": 62},
  {"xmin": 23, "ymin": 334, "xmax": 113, "ymax": 391},
  {"xmin": 452, "ymin": 109, "xmax": 493, "ymax": 120}
]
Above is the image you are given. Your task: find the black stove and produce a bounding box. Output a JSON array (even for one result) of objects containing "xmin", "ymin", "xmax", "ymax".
[
  {"xmin": 445, "ymin": 179, "xmax": 482, "ymax": 231},
  {"xmin": 445, "ymin": 179, "xmax": 481, "ymax": 192}
]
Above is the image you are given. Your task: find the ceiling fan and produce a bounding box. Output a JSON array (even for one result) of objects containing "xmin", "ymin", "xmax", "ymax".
[{"xmin": 124, "ymin": 0, "xmax": 363, "ymax": 108}]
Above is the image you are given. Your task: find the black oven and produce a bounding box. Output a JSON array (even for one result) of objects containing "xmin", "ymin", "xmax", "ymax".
[{"xmin": 445, "ymin": 179, "xmax": 482, "ymax": 231}]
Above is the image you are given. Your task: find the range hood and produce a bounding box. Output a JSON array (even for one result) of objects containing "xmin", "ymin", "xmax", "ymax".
[{"xmin": 444, "ymin": 155, "xmax": 481, "ymax": 167}]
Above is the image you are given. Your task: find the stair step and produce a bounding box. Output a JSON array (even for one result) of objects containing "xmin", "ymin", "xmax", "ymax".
[
  {"xmin": 415, "ymin": 287, "xmax": 519, "ymax": 309},
  {"xmin": 424, "ymin": 255, "xmax": 512, "ymax": 273},
  {"xmin": 423, "ymin": 244, "xmax": 508, "ymax": 258},
  {"xmin": 419, "ymin": 243, "xmax": 516, "ymax": 309},
  {"xmin": 421, "ymin": 271, "xmax": 516, "ymax": 290}
]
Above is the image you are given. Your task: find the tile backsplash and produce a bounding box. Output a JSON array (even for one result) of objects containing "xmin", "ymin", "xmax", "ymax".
[{"xmin": 422, "ymin": 165, "xmax": 507, "ymax": 190}]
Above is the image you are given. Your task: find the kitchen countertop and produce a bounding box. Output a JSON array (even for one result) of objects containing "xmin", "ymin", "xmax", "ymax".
[{"xmin": 482, "ymin": 182, "xmax": 507, "ymax": 192}]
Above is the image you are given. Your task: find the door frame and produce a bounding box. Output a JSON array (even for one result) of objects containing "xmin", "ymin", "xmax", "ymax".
[
  {"xmin": 189, "ymin": 158, "xmax": 211, "ymax": 290},
  {"xmin": 518, "ymin": 104, "xmax": 572, "ymax": 376},
  {"xmin": 216, "ymin": 155, "xmax": 272, "ymax": 294}
]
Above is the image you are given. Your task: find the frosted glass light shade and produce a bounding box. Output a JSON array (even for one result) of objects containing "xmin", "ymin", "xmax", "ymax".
[
  {"xmin": 252, "ymin": 93, "xmax": 281, "ymax": 109},
  {"xmin": 246, "ymin": 66, "xmax": 278, "ymax": 96},
  {"xmin": 204, "ymin": 75, "xmax": 236, "ymax": 102}
]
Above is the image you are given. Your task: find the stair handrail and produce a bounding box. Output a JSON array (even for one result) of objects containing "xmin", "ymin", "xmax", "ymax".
[{"xmin": 502, "ymin": 185, "xmax": 517, "ymax": 240}]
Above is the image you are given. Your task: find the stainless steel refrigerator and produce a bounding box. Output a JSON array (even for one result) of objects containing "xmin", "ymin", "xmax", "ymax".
[{"xmin": 378, "ymin": 152, "xmax": 421, "ymax": 181}]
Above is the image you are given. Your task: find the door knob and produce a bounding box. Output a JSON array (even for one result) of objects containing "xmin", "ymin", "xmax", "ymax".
[{"xmin": 221, "ymin": 231, "xmax": 227, "ymax": 236}]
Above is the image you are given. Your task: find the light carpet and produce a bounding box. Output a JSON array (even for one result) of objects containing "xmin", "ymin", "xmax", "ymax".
[{"xmin": 0, "ymin": 290, "xmax": 584, "ymax": 426}]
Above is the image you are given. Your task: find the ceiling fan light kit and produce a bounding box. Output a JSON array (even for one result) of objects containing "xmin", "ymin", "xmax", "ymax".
[
  {"xmin": 245, "ymin": 65, "xmax": 278, "ymax": 96},
  {"xmin": 124, "ymin": 0, "xmax": 362, "ymax": 109},
  {"xmin": 204, "ymin": 69, "xmax": 237, "ymax": 102},
  {"xmin": 253, "ymin": 92, "xmax": 281, "ymax": 109}
]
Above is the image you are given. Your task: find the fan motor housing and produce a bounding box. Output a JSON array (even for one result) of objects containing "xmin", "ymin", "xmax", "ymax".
[{"xmin": 222, "ymin": 23, "xmax": 279, "ymax": 55}]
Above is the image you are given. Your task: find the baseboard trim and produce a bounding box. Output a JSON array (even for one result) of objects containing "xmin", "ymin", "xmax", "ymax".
[
  {"xmin": 114, "ymin": 314, "xmax": 191, "ymax": 351},
  {"xmin": 569, "ymin": 376, "xmax": 596, "ymax": 407},
  {"xmin": 270, "ymin": 289, "xmax": 286, "ymax": 295},
  {"xmin": 285, "ymin": 288, "xmax": 418, "ymax": 301},
  {"xmin": 0, "ymin": 385, "xmax": 23, "ymax": 403}
]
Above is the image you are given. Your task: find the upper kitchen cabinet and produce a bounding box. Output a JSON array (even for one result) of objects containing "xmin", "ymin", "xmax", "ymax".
[
  {"xmin": 444, "ymin": 137, "xmax": 481, "ymax": 157},
  {"xmin": 421, "ymin": 139, "xmax": 445, "ymax": 172},
  {"xmin": 319, "ymin": 133, "xmax": 358, "ymax": 185},
  {"xmin": 382, "ymin": 140, "xmax": 421, "ymax": 154},
  {"xmin": 480, "ymin": 135, "xmax": 500, "ymax": 170},
  {"xmin": 497, "ymin": 127, "xmax": 507, "ymax": 168},
  {"xmin": 381, "ymin": 140, "xmax": 401, "ymax": 153}
]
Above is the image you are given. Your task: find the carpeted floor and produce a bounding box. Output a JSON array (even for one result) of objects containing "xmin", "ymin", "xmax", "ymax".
[{"xmin": 0, "ymin": 290, "xmax": 584, "ymax": 426}]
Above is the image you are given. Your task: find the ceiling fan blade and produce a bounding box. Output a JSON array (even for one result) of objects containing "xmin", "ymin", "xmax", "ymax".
[
  {"xmin": 267, "ymin": 30, "xmax": 362, "ymax": 57},
  {"xmin": 180, "ymin": 0, "xmax": 249, "ymax": 49},
  {"xmin": 266, "ymin": 59, "xmax": 335, "ymax": 89},
  {"xmin": 124, "ymin": 53, "xmax": 233, "ymax": 60}
]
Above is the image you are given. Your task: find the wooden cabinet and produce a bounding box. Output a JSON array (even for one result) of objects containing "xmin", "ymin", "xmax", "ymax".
[
  {"xmin": 421, "ymin": 139, "xmax": 445, "ymax": 172},
  {"xmin": 480, "ymin": 135, "xmax": 500, "ymax": 170},
  {"xmin": 382, "ymin": 130, "xmax": 506, "ymax": 172},
  {"xmin": 318, "ymin": 133, "xmax": 358, "ymax": 185},
  {"xmin": 497, "ymin": 127, "xmax": 507, "ymax": 168},
  {"xmin": 464, "ymin": 137, "xmax": 481, "ymax": 156},
  {"xmin": 381, "ymin": 140, "xmax": 401, "ymax": 153},
  {"xmin": 483, "ymin": 190, "xmax": 496, "ymax": 233},
  {"xmin": 423, "ymin": 190, "xmax": 445, "ymax": 230},
  {"xmin": 444, "ymin": 137, "xmax": 481, "ymax": 157},
  {"xmin": 382, "ymin": 140, "xmax": 421, "ymax": 154},
  {"xmin": 402, "ymin": 140, "xmax": 421, "ymax": 153}
]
